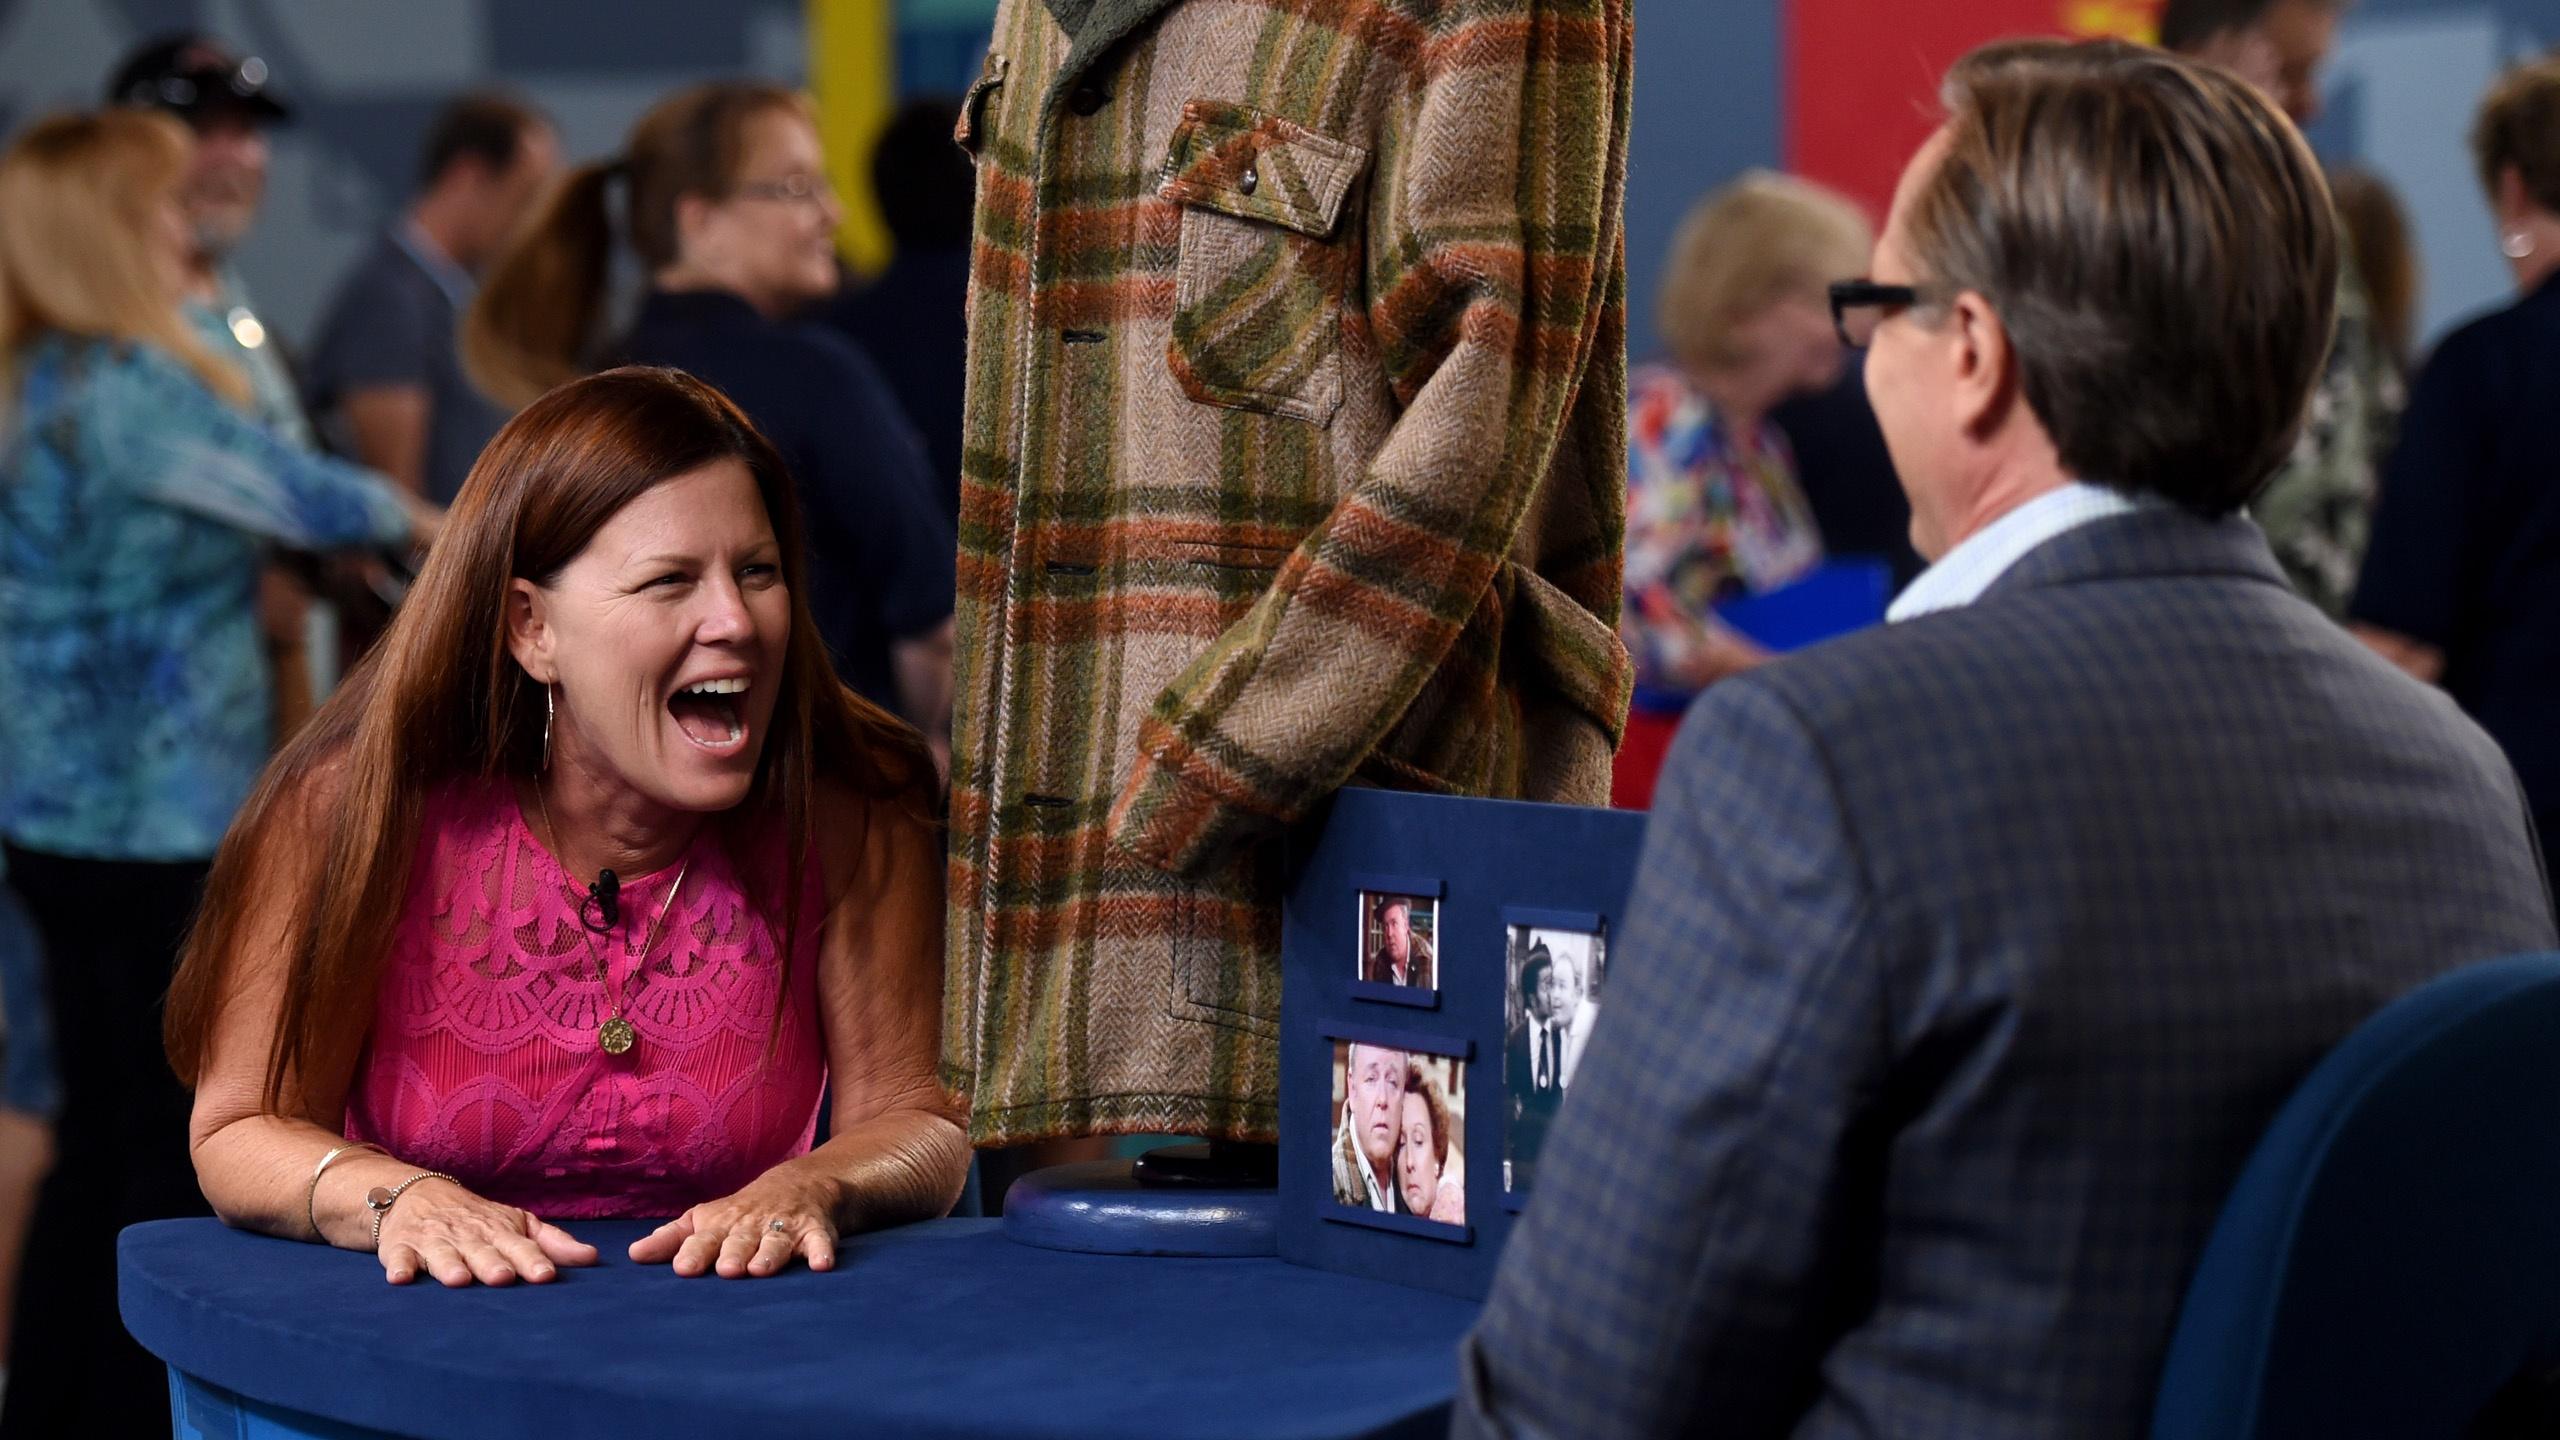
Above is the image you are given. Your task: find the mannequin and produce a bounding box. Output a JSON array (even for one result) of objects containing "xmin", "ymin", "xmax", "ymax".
[{"xmin": 945, "ymin": 0, "xmax": 1636, "ymax": 1189}]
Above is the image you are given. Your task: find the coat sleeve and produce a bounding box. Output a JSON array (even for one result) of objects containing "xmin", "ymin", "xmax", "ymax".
[
  {"xmin": 1453, "ymin": 674, "xmax": 1887, "ymax": 1438},
  {"xmin": 1107, "ymin": 0, "xmax": 1633, "ymax": 874}
]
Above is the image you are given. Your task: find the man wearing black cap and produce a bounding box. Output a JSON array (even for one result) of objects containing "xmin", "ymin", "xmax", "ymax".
[
  {"xmin": 106, "ymin": 35, "xmax": 348, "ymax": 736},
  {"xmin": 108, "ymin": 34, "xmax": 309, "ymax": 446}
]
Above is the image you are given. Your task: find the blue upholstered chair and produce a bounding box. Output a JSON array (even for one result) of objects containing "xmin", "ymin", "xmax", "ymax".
[{"xmin": 2149, "ymin": 951, "xmax": 2560, "ymax": 1438}]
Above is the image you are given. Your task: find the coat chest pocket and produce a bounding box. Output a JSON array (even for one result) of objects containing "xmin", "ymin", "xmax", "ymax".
[{"xmin": 1157, "ymin": 100, "xmax": 1369, "ymax": 428}]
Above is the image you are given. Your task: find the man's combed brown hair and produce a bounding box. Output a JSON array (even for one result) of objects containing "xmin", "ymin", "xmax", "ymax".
[
  {"xmin": 1905, "ymin": 39, "xmax": 2339, "ymax": 514},
  {"xmin": 2470, "ymin": 53, "xmax": 2560, "ymax": 217}
]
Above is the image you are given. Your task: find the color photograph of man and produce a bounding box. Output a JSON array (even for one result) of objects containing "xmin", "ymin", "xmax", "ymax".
[
  {"xmin": 1331, "ymin": 1043, "xmax": 1466, "ymax": 1225},
  {"xmin": 1359, "ymin": 892, "xmax": 1437, "ymax": 989},
  {"xmin": 1333, "ymin": 1042, "xmax": 1412, "ymax": 1213}
]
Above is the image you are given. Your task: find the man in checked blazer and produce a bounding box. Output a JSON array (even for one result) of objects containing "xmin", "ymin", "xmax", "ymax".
[{"xmin": 1458, "ymin": 40, "xmax": 2559, "ymax": 1440}]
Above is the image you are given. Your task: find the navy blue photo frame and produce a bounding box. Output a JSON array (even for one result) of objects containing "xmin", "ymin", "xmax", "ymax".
[{"xmin": 1279, "ymin": 786, "xmax": 1649, "ymax": 1301}]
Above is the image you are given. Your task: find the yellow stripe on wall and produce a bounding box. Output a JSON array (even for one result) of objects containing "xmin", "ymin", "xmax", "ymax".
[{"xmin": 810, "ymin": 0, "xmax": 896, "ymax": 277}]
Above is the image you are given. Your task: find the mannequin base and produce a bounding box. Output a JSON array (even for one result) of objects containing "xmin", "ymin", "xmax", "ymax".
[{"xmin": 1001, "ymin": 1148, "xmax": 1280, "ymax": 1257}]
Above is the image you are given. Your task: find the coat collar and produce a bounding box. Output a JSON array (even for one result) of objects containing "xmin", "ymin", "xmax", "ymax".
[
  {"xmin": 1041, "ymin": 0, "xmax": 1096, "ymax": 36},
  {"xmin": 1045, "ymin": 0, "xmax": 1185, "ymax": 102},
  {"xmin": 1977, "ymin": 505, "xmax": 2289, "ymax": 604}
]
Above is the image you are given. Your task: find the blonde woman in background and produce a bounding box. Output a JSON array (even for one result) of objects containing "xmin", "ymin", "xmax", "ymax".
[
  {"xmin": 0, "ymin": 108, "xmax": 431, "ymax": 1436},
  {"xmin": 1625, "ymin": 173, "xmax": 1872, "ymax": 698}
]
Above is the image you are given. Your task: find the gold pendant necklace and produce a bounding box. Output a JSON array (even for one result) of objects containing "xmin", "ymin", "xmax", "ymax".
[
  {"xmin": 537, "ymin": 782, "xmax": 691, "ymax": 1057},
  {"xmin": 598, "ymin": 1015, "xmax": 641, "ymax": 1057},
  {"xmin": 596, "ymin": 867, "xmax": 688, "ymax": 1055}
]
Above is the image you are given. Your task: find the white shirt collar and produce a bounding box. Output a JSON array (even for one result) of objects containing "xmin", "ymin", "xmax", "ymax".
[{"xmin": 1887, "ymin": 481, "xmax": 2147, "ymax": 623}]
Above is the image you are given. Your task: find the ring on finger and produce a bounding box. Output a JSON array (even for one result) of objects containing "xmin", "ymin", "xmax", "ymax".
[{"xmin": 767, "ymin": 1219, "xmax": 789, "ymax": 1234}]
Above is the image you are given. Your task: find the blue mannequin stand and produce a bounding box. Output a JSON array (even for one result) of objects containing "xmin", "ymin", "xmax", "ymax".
[{"xmin": 1002, "ymin": 1142, "xmax": 1282, "ymax": 1257}]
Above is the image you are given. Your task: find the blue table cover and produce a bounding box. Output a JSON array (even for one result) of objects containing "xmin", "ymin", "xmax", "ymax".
[
  {"xmin": 1633, "ymin": 559, "xmax": 1894, "ymax": 716},
  {"xmin": 1714, "ymin": 558, "xmax": 1891, "ymax": 654},
  {"xmin": 121, "ymin": 1218, "xmax": 1478, "ymax": 1440}
]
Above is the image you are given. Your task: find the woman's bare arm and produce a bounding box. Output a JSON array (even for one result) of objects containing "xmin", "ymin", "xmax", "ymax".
[
  {"xmin": 799, "ymin": 787, "xmax": 970, "ymax": 1229},
  {"xmin": 186, "ymin": 772, "xmax": 596, "ymax": 1282},
  {"xmin": 627, "ymin": 784, "xmax": 967, "ymax": 1276},
  {"xmin": 185, "ymin": 769, "xmax": 387, "ymax": 1245}
]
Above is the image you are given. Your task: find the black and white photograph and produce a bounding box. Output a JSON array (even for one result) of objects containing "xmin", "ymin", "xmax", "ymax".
[
  {"xmin": 1356, "ymin": 890, "xmax": 1438, "ymax": 991},
  {"xmin": 1329, "ymin": 1039, "xmax": 1467, "ymax": 1227},
  {"xmin": 1502, "ymin": 920, "xmax": 1606, "ymax": 1195}
]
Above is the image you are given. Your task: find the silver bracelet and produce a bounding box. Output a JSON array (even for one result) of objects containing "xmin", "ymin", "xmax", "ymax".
[
  {"xmin": 305, "ymin": 1141, "xmax": 385, "ymax": 1242},
  {"xmin": 366, "ymin": 1172, "xmax": 457, "ymax": 1251}
]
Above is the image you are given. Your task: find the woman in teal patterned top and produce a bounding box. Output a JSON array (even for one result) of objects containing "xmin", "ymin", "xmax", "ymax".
[
  {"xmin": 0, "ymin": 109, "xmax": 430, "ymax": 1425},
  {"xmin": 0, "ymin": 111, "xmax": 427, "ymax": 861}
]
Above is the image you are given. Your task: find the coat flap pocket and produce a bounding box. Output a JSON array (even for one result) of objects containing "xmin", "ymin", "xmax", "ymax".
[
  {"xmin": 1508, "ymin": 562, "xmax": 1634, "ymax": 747},
  {"xmin": 1157, "ymin": 99, "xmax": 1368, "ymax": 239}
]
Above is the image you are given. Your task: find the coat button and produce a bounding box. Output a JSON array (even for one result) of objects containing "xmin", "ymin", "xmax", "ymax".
[
  {"xmin": 1068, "ymin": 85, "xmax": 1108, "ymax": 116},
  {"xmin": 1238, "ymin": 163, "xmax": 1258, "ymax": 196}
]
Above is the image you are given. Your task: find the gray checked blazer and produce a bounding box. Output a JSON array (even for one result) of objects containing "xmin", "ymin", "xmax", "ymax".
[{"xmin": 1456, "ymin": 508, "xmax": 2557, "ymax": 1439}]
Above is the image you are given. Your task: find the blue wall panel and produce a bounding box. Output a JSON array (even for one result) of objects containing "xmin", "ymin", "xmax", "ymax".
[{"xmin": 1625, "ymin": 0, "xmax": 1784, "ymax": 366}]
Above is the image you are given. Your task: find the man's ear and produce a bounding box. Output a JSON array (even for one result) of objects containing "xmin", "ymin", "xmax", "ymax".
[
  {"xmin": 505, "ymin": 578, "xmax": 554, "ymax": 683},
  {"xmin": 1947, "ymin": 289, "xmax": 2017, "ymax": 441}
]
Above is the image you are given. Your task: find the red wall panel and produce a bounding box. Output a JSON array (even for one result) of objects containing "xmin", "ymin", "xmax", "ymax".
[{"xmin": 1785, "ymin": 0, "xmax": 2163, "ymax": 218}]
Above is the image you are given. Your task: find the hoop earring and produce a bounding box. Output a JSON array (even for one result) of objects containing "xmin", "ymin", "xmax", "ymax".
[
  {"xmin": 2505, "ymin": 231, "xmax": 2536, "ymax": 260},
  {"xmin": 542, "ymin": 683, "xmax": 555, "ymax": 773}
]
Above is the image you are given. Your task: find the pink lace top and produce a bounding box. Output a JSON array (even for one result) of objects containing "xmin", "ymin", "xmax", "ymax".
[{"xmin": 346, "ymin": 778, "xmax": 826, "ymax": 1219}]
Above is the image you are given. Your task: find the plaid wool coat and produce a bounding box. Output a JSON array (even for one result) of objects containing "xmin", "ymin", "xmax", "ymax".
[{"xmin": 945, "ymin": 0, "xmax": 1635, "ymax": 1144}]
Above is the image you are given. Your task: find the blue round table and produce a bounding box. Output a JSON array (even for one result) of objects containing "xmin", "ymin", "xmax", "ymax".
[{"xmin": 120, "ymin": 1218, "xmax": 1477, "ymax": 1440}]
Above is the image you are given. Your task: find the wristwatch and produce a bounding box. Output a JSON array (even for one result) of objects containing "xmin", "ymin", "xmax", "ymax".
[{"xmin": 366, "ymin": 1171, "xmax": 455, "ymax": 1249}]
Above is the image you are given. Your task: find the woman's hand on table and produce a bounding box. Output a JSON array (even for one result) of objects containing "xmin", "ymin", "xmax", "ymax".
[
  {"xmin": 628, "ymin": 1166, "xmax": 843, "ymax": 1278},
  {"xmin": 375, "ymin": 1181, "xmax": 600, "ymax": 1288}
]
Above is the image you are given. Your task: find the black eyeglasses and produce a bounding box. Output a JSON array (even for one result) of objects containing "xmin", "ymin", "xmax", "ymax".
[{"xmin": 1829, "ymin": 279, "xmax": 1921, "ymax": 350}]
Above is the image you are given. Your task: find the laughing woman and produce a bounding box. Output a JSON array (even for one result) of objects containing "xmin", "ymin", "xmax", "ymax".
[
  {"xmin": 464, "ymin": 82, "xmax": 956, "ymax": 769},
  {"xmin": 164, "ymin": 367, "xmax": 966, "ymax": 1287}
]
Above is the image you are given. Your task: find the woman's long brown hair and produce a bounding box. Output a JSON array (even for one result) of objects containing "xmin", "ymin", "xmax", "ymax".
[
  {"xmin": 462, "ymin": 82, "xmax": 806, "ymax": 410},
  {"xmin": 165, "ymin": 366, "xmax": 934, "ymax": 1109}
]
